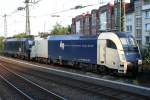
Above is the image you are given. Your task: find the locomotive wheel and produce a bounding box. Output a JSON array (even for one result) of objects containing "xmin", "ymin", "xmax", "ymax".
[{"xmin": 98, "ymin": 65, "xmax": 106, "ymax": 73}]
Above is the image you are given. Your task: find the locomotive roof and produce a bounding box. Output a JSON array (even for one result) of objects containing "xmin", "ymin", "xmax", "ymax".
[
  {"xmin": 116, "ymin": 32, "xmax": 133, "ymax": 38},
  {"xmin": 5, "ymin": 38, "xmax": 29, "ymax": 42},
  {"xmin": 47, "ymin": 34, "xmax": 98, "ymax": 40}
]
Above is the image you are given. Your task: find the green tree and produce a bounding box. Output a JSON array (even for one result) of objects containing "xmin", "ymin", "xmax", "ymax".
[
  {"xmin": 67, "ymin": 25, "xmax": 71, "ymax": 34},
  {"xmin": 144, "ymin": 0, "xmax": 150, "ymax": 3},
  {"xmin": 13, "ymin": 33, "xmax": 34, "ymax": 39},
  {"xmin": 38, "ymin": 32, "xmax": 51, "ymax": 38},
  {"xmin": 0, "ymin": 36, "xmax": 5, "ymax": 50},
  {"xmin": 142, "ymin": 44, "xmax": 150, "ymax": 64},
  {"xmin": 141, "ymin": 31, "xmax": 150, "ymax": 64},
  {"xmin": 51, "ymin": 23, "xmax": 71, "ymax": 35}
]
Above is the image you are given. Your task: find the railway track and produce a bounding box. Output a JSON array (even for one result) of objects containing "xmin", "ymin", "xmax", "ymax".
[
  {"xmin": 13, "ymin": 69, "xmax": 149, "ymax": 100},
  {"xmin": 0, "ymin": 58, "xmax": 149, "ymax": 100},
  {"xmin": 0, "ymin": 63, "xmax": 66, "ymax": 100}
]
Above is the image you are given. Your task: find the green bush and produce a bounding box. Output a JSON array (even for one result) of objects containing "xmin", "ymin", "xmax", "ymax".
[{"xmin": 141, "ymin": 44, "xmax": 150, "ymax": 64}]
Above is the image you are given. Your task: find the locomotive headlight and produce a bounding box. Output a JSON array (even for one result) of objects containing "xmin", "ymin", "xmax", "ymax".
[{"xmin": 138, "ymin": 59, "xmax": 142, "ymax": 65}]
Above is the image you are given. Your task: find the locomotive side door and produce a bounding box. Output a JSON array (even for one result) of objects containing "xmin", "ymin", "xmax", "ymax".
[{"xmin": 97, "ymin": 39, "xmax": 106, "ymax": 65}]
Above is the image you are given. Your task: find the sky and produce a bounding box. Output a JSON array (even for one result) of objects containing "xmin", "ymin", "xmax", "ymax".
[{"xmin": 0, "ymin": 0, "xmax": 130, "ymax": 37}]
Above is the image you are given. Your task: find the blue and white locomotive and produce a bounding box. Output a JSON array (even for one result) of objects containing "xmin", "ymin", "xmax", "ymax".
[
  {"xmin": 3, "ymin": 32, "xmax": 142, "ymax": 75},
  {"xmin": 3, "ymin": 38, "xmax": 33, "ymax": 59},
  {"xmin": 30, "ymin": 32, "xmax": 142, "ymax": 74},
  {"xmin": 96, "ymin": 32, "xmax": 142, "ymax": 74}
]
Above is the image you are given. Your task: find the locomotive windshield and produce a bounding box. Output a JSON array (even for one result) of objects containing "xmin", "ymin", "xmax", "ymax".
[
  {"xmin": 120, "ymin": 36, "xmax": 140, "ymax": 53},
  {"xmin": 120, "ymin": 37, "xmax": 137, "ymax": 46},
  {"xmin": 118, "ymin": 33, "xmax": 141, "ymax": 61}
]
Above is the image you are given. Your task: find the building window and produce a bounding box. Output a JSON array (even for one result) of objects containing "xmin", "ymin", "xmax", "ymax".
[
  {"xmin": 126, "ymin": 25, "xmax": 132, "ymax": 32},
  {"xmin": 146, "ymin": 36, "xmax": 150, "ymax": 44},
  {"xmin": 136, "ymin": 29, "xmax": 141, "ymax": 35},
  {"xmin": 99, "ymin": 12, "xmax": 107, "ymax": 30},
  {"xmin": 130, "ymin": 26, "xmax": 132, "ymax": 32},
  {"xmin": 136, "ymin": 18, "xmax": 142, "ymax": 27},
  {"xmin": 145, "ymin": 23, "xmax": 150, "ymax": 31},
  {"xmin": 85, "ymin": 17, "xmax": 89, "ymax": 25},
  {"xmin": 76, "ymin": 21, "xmax": 80, "ymax": 34},
  {"xmin": 145, "ymin": 10, "xmax": 150, "ymax": 18},
  {"xmin": 92, "ymin": 13, "xmax": 96, "ymax": 26},
  {"xmin": 126, "ymin": 15, "xmax": 132, "ymax": 23}
]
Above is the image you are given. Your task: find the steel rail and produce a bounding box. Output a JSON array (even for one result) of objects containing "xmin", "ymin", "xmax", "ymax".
[
  {"xmin": 1, "ymin": 60, "xmax": 148, "ymax": 100},
  {"xmin": 0, "ymin": 63, "xmax": 67, "ymax": 100},
  {"xmin": 0, "ymin": 56, "xmax": 150, "ymax": 99}
]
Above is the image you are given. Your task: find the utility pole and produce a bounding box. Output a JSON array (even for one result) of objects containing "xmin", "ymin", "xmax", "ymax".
[
  {"xmin": 4, "ymin": 14, "xmax": 7, "ymax": 37},
  {"xmin": 120, "ymin": 0, "xmax": 125, "ymax": 32},
  {"xmin": 18, "ymin": 0, "xmax": 41, "ymax": 35},
  {"xmin": 44, "ymin": 22, "xmax": 46, "ymax": 33},
  {"xmin": 25, "ymin": 0, "xmax": 30, "ymax": 35}
]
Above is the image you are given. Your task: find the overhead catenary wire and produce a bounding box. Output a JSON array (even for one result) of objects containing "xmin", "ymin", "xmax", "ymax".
[
  {"xmin": 0, "ymin": 0, "xmax": 43, "ymax": 37},
  {"xmin": 0, "ymin": 7, "xmax": 24, "ymax": 37},
  {"xmin": 23, "ymin": 1, "xmax": 109, "ymax": 18},
  {"xmin": 1, "ymin": 0, "xmax": 112, "ymax": 36}
]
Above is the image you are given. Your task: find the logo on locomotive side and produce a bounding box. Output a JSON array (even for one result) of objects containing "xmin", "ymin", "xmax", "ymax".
[{"xmin": 60, "ymin": 41, "xmax": 64, "ymax": 50}]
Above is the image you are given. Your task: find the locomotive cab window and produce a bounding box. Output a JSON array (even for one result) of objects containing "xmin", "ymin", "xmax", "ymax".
[{"xmin": 107, "ymin": 40, "xmax": 117, "ymax": 49}]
